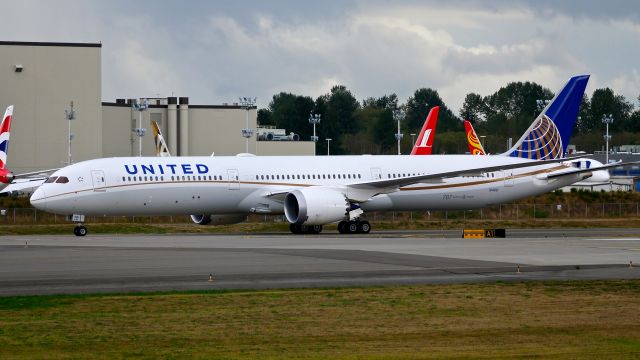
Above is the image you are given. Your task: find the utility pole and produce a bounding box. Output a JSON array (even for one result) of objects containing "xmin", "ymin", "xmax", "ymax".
[
  {"xmin": 393, "ymin": 109, "xmax": 404, "ymax": 155},
  {"xmin": 239, "ymin": 97, "xmax": 256, "ymax": 153},
  {"xmin": 64, "ymin": 101, "xmax": 76, "ymax": 165},
  {"xmin": 602, "ymin": 114, "xmax": 613, "ymax": 164},
  {"xmin": 309, "ymin": 113, "xmax": 321, "ymax": 155},
  {"xmin": 132, "ymin": 99, "xmax": 148, "ymax": 157}
]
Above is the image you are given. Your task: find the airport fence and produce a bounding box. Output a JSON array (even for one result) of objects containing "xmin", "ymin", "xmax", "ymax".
[{"xmin": 1, "ymin": 202, "xmax": 639, "ymax": 225}]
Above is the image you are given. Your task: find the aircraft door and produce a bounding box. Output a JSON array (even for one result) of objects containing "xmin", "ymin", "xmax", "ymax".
[
  {"xmin": 91, "ymin": 170, "xmax": 106, "ymax": 192},
  {"xmin": 370, "ymin": 167, "xmax": 382, "ymax": 180},
  {"xmin": 227, "ymin": 169, "xmax": 240, "ymax": 190},
  {"xmin": 503, "ymin": 171, "xmax": 514, "ymax": 187}
]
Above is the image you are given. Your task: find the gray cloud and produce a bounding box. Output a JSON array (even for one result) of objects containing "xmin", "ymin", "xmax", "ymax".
[{"xmin": 1, "ymin": 0, "xmax": 638, "ymax": 115}]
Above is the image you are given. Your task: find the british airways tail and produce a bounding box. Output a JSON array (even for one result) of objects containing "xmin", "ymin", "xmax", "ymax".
[
  {"xmin": 0, "ymin": 105, "xmax": 14, "ymax": 169},
  {"xmin": 463, "ymin": 120, "xmax": 486, "ymax": 155},
  {"xmin": 151, "ymin": 120, "xmax": 171, "ymax": 157},
  {"xmin": 504, "ymin": 75, "xmax": 589, "ymax": 160},
  {"xmin": 410, "ymin": 106, "xmax": 439, "ymax": 155}
]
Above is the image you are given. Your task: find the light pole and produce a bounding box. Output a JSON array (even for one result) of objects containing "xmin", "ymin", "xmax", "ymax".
[
  {"xmin": 239, "ymin": 97, "xmax": 256, "ymax": 153},
  {"xmin": 480, "ymin": 135, "xmax": 486, "ymax": 150},
  {"xmin": 410, "ymin": 133, "xmax": 416, "ymax": 146},
  {"xmin": 393, "ymin": 109, "xmax": 404, "ymax": 155},
  {"xmin": 132, "ymin": 99, "xmax": 148, "ymax": 157},
  {"xmin": 309, "ymin": 113, "xmax": 321, "ymax": 155},
  {"xmin": 602, "ymin": 114, "xmax": 613, "ymax": 164},
  {"xmin": 64, "ymin": 101, "xmax": 76, "ymax": 165},
  {"xmin": 326, "ymin": 138, "xmax": 332, "ymax": 155}
]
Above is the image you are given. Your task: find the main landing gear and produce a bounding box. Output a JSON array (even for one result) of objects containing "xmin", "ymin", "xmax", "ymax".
[{"xmin": 337, "ymin": 220, "xmax": 371, "ymax": 234}]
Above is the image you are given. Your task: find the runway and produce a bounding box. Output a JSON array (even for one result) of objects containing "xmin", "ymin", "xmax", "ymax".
[{"xmin": 0, "ymin": 228, "xmax": 639, "ymax": 296}]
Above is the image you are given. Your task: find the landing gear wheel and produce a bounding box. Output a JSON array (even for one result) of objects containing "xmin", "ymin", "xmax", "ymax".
[
  {"xmin": 307, "ymin": 225, "xmax": 323, "ymax": 234},
  {"xmin": 357, "ymin": 220, "xmax": 371, "ymax": 234},
  {"xmin": 337, "ymin": 221, "xmax": 349, "ymax": 234},
  {"xmin": 348, "ymin": 221, "xmax": 358, "ymax": 234},
  {"xmin": 74, "ymin": 225, "xmax": 87, "ymax": 237}
]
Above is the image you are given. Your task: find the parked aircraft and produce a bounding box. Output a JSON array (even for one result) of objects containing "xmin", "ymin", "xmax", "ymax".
[
  {"xmin": 0, "ymin": 106, "xmax": 52, "ymax": 195},
  {"xmin": 463, "ymin": 120, "xmax": 487, "ymax": 155},
  {"xmin": 151, "ymin": 121, "xmax": 171, "ymax": 157},
  {"xmin": 410, "ymin": 106, "xmax": 439, "ymax": 155},
  {"xmin": 32, "ymin": 75, "xmax": 626, "ymax": 236}
]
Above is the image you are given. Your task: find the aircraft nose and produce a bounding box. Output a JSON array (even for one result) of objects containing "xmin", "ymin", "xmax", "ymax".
[{"xmin": 30, "ymin": 187, "xmax": 47, "ymax": 210}]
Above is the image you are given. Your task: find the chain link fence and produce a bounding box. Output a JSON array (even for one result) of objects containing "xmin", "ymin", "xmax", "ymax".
[{"xmin": 1, "ymin": 203, "xmax": 639, "ymax": 225}]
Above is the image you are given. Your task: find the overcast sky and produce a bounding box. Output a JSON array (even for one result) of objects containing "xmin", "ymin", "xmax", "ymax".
[{"xmin": 3, "ymin": 0, "xmax": 640, "ymax": 114}]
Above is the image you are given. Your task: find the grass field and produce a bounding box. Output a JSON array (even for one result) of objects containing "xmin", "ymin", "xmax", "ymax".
[{"xmin": 1, "ymin": 281, "xmax": 640, "ymax": 359}]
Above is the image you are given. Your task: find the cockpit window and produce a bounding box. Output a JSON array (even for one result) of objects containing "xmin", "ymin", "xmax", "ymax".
[
  {"xmin": 55, "ymin": 176, "xmax": 69, "ymax": 183},
  {"xmin": 44, "ymin": 177, "xmax": 58, "ymax": 183}
]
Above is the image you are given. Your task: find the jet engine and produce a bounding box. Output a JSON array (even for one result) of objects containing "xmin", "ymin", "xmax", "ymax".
[
  {"xmin": 284, "ymin": 188, "xmax": 349, "ymax": 225},
  {"xmin": 190, "ymin": 214, "xmax": 247, "ymax": 225},
  {"xmin": 0, "ymin": 170, "xmax": 14, "ymax": 184}
]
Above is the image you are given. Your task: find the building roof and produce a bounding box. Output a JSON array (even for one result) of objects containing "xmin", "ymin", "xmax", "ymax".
[{"xmin": 0, "ymin": 41, "xmax": 101, "ymax": 48}]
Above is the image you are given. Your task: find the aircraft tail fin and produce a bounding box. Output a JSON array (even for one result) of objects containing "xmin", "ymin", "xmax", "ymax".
[
  {"xmin": 151, "ymin": 121, "xmax": 171, "ymax": 157},
  {"xmin": 410, "ymin": 106, "xmax": 439, "ymax": 155},
  {"xmin": 463, "ymin": 120, "xmax": 486, "ymax": 155},
  {"xmin": 504, "ymin": 75, "xmax": 589, "ymax": 160},
  {"xmin": 0, "ymin": 106, "xmax": 14, "ymax": 169}
]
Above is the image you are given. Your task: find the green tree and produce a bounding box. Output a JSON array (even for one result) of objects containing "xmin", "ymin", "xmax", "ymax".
[
  {"xmin": 315, "ymin": 85, "xmax": 360, "ymax": 155},
  {"xmin": 267, "ymin": 92, "xmax": 315, "ymax": 140},
  {"xmin": 459, "ymin": 93, "xmax": 485, "ymax": 123},
  {"xmin": 587, "ymin": 88, "xmax": 633, "ymax": 133},
  {"xmin": 404, "ymin": 88, "xmax": 461, "ymax": 136}
]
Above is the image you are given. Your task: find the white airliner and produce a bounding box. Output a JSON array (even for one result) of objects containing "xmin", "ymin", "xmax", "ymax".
[
  {"xmin": 0, "ymin": 105, "xmax": 53, "ymax": 195},
  {"xmin": 30, "ymin": 75, "xmax": 626, "ymax": 236}
]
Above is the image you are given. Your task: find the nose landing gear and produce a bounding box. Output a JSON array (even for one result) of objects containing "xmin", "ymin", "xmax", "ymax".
[
  {"xmin": 68, "ymin": 214, "xmax": 88, "ymax": 237},
  {"xmin": 73, "ymin": 225, "xmax": 88, "ymax": 237},
  {"xmin": 289, "ymin": 224, "xmax": 323, "ymax": 234}
]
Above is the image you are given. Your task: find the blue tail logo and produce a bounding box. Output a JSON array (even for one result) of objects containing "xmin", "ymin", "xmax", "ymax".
[{"xmin": 507, "ymin": 75, "xmax": 589, "ymax": 160}]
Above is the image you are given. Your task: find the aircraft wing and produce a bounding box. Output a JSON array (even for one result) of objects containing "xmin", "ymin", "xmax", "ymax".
[
  {"xmin": 543, "ymin": 161, "xmax": 640, "ymax": 180},
  {"xmin": 349, "ymin": 156, "xmax": 583, "ymax": 190},
  {"xmin": 13, "ymin": 168, "xmax": 58, "ymax": 179},
  {"xmin": 264, "ymin": 156, "xmax": 587, "ymax": 203}
]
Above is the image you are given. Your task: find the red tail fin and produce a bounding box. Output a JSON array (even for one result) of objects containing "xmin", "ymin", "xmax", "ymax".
[
  {"xmin": 463, "ymin": 120, "xmax": 486, "ymax": 155},
  {"xmin": 410, "ymin": 106, "xmax": 439, "ymax": 155}
]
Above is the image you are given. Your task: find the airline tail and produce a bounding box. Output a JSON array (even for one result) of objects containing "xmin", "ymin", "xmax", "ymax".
[
  {"xmin": 0, "ymin": 106, "xmax": 14, "ymax": 169},
  {"xmin": 151, "ymin": 121, "xmax": 171, "ymax": 157},
  {"xmin": 410, "ymin": 106, "xmax": 439, "ymax": 155},
  {"xmin": 504, "ymin": 75, "xmax": 589, "ymax": 160},
  {"xmin": 463, "ymin": 120, "xmax": 486, "ymax": 155}
]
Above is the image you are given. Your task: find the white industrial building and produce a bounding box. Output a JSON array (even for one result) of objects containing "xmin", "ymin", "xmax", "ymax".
[{"xmin": 0, "ymin": 41, "xmax": 313, "ymax": 173}]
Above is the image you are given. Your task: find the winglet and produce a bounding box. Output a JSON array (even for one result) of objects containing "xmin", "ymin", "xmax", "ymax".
[
  {"xmin": 463, "ymin": 120, "xmax": 486, "ymax": 155},
  {"xmin": 411, "ymin": 106, "xmax": 439, "ymax": 155},
  {"xmin": 0, "ymin": 105, "xmax": 14, "ymax": 169},
  {"xmin": 151, "ymin": 121, "xmax": 171, "ymax": 157},
  {"xmin": 505, "ymin": 75, "xmax": 589, "ymax": 160}
]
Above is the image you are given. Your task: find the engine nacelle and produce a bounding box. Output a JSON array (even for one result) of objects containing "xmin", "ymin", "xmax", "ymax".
[
  {"xmin": 284, "ymin": 188, "xmax": 348, "ymax": 225},
  {"xmin": 190, "ymin": 214, "xmax": 247, "ymax": 225},
  {"xmin": 0, "ymin": 170, "xmax": 14, "ymax": 184}
]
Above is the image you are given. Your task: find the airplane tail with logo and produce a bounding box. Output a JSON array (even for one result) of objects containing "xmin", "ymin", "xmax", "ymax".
[
  {"xmin": 503, "ymin": 75, "xmax": 589, "ymax": 160},
  {"xmin": 410, "ymin": 106, "xmax": 439, "ymax": 155},
  {"xmin": 0, "ymin": 105, "xmax": 14, "ymax": 170},
  {"xmin": 463, "ymin": 120, "xmax": 486, "ymax": 155},
  {"xmin": 151, "ymin": 121, "xmax": 171, "ymax": 157}
]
